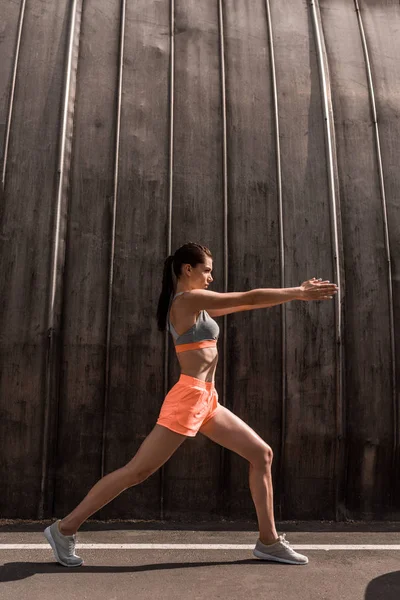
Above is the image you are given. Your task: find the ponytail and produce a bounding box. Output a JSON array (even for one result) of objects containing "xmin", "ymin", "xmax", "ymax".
[
  {"xmin": 156, "ymin": 255, "xmax": 176, "ymax": 331},
  {"xmin": 157, "ymin": 242, "xmax": 213, "ymax": 332}
]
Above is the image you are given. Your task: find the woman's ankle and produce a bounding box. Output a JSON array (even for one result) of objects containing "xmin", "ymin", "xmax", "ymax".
[
  {"xmin": 259, "ymin": 533, "xmax": 279, "ymax": 545},
  {"xmin": 58, "ymin": 519, "xmax": 77, "ymax": 536}
]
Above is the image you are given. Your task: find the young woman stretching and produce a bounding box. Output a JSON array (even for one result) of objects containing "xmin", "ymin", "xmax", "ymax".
[{"xmin": 44, "ymin": 241, "xmax": 338, "ymax": 566}]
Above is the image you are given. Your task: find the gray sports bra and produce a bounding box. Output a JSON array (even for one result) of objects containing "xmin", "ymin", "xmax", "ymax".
[{"xmin": 167, "ymin": 292, "xmax": 220, "ymax": 346}]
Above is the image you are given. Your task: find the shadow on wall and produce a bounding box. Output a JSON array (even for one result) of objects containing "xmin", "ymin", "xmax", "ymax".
[{"xmin": 365, "ymin": 572, "xmax": 400, "ymax": 600}]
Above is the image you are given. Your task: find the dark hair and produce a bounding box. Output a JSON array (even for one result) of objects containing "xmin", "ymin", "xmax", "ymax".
[{"xmin": 157, "ymin": 242, "xmax": 212, "ymax": 332}]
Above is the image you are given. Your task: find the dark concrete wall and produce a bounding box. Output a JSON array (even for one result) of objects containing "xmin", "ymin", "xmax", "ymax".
[{"xmin": 0, "ymin": 0, "xmax": 398, "ymax": 521}]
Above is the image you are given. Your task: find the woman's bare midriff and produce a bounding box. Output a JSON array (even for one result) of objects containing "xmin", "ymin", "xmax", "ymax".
[
  {"xmin": 175, "ymin": 347, "xmax": 219, "ymax": 383},
  {"xmin": 170, "ymin": 295, "xmax": 219, "ymax": 382}
]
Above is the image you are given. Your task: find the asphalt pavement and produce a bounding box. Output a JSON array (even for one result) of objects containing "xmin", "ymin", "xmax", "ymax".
[{"xmin": 0, "ymin": 520, "xmax": 399, "ymax": 600}]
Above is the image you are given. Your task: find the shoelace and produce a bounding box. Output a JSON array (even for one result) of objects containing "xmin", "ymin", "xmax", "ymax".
[
  {"xmin": 279, "ymin": 533, "xmax": 291, "ymax": 547},
  {"xmin": 68, "ymin": 537, "xmax": 76, "ymax": 554}
]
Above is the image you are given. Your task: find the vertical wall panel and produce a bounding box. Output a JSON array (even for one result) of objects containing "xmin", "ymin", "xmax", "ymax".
[
  {"xmin": 320, "ymin": 0, "xmax": 394, "ymax": 518},
  {"xmin": 360, "ymin": 0, "xmax": 400, "ymax": 518},
  {"xmin": 217, "ymin": 0, "xmax": 230, "ymax": 519},
  {"xmin": 223, "ymin": 0, "xmax": 281, "ymax": 520},
  {"xmin": 0, "ymin": 0, "xmax": 24, "ymax": 178},
  {"xmin": 160, "ymin": 0, "xmax": 175, "ymax": 521},
  {"xmin": 103, "ymin": 0, "xmax": 171, "ymax": 519},
  {"xmin": 53, "ymin": 0, "xmax": 120, "ymax": 516},
  {"xmin": 0, "ymin": 0, "xmax": 70, "ymax": 516},
  {"xmin": 40, "ymin": 0, "xmax": 84, "ymax": 518},
  {"xmin": 271, "ymin": 0, "xmax": 337, "ymax": 519},
  {"xmin": 164, "ymin": 0, "xmax": 224, "ymax": 520},
  {"xmin": 311, "ymin": 0, "xmax": 346, "ymax": 521}
]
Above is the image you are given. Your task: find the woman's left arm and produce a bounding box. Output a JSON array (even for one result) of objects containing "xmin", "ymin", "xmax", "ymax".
[{"xmin": 207, "ymin": 303, "xmax": 274, "ymax": 318}]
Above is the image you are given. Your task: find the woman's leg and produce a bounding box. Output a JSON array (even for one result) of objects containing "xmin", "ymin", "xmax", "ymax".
[
  {"xmin": 199, "ymin": 406, "xmax": 278, "ymax": 544},
  {"xmin": 60, "ymin": 424, "xmax": 186, "ymax": 535}
]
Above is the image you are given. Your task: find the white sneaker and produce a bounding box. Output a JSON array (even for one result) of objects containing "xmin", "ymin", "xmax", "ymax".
[{"xmin": 253, "ymin": 533, "xmax": 308, "ymax": 565}]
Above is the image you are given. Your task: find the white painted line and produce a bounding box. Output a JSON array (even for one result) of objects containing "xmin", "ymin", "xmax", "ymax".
[{"xmin": 0, "ymin": 543, "xmax": 400, "ymax": 550}]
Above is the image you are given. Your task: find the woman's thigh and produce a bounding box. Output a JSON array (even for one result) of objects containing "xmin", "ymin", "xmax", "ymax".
[
  {"xmin": 124, "ymin": 424, "xmax": 187, "ymax": 479},
  {"xmin": 198, "ymin": 405, "xmax": 271, "ymax": 464}
]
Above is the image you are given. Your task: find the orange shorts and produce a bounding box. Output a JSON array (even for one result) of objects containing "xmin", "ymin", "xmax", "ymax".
[{"xmin": 156, "ymin": 374, "xmax": 220, "ymax": 437}]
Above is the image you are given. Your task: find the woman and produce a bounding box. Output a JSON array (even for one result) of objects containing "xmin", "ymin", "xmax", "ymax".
[{"xmin": 44, "ymin": 242, "xmax": 338, "ymax": 567}]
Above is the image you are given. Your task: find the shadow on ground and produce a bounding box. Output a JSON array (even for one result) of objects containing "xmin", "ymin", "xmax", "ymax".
[
  {"xmin": 0, "ymin": 558, "xmax": 285, "ymax": 583},
  {"xmin": 365, "ymin": 571, "xmax": 400, "ymax": 600}
]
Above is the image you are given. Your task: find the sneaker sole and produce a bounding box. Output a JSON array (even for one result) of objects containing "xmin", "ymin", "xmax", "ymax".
[
  {"xmin": 253, "ymin": 548, "xmax": 308, "ymax": 565},
  {"xmin": 44, "ymin": 526, "xmax": 83, "ymax": 568}
]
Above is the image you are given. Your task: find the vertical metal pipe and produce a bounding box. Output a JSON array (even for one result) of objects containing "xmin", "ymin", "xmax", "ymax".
[
  {"xmin": 1, "ymin": 0, "xmax": 27, "ymax": 189},
  {"xmin": 218, "ymin": 0, "xmax": 229, "ymax": 516},
  {"xmin": 160, "ymin": 0, "xmax": 175, "ymax": 520},
  {"xmin": 101, "ymin": 0, "xmax": 127, "ymax": 479},
  {"xmin": 354, "ymin": 0, "xmax": 397, "ymax": 473},
  {"xmin": 264, "ymin": 0, "xmax": 285, "ymax": 521},
  {"xmin": 39, "ymin": 0, "xmax": 83, "ymax": 518},
  {"xmin": 310, "ymin": 0, "xmax": 345, "ymax": 520}
]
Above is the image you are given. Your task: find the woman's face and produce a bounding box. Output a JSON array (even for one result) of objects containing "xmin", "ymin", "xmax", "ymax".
[{"xmin": 183, "ymin": 256, "xmax": 213, "ymax": 290}]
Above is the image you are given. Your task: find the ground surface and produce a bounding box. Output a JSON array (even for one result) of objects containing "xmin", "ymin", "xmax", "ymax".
[{"xmin": 0, "ymin": 520, "xmax": 399, "ymax": 599}]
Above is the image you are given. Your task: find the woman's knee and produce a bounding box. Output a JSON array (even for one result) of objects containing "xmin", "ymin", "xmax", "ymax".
[{"xmin": 251, "ymin": 444, "xmax": 273, "ymax": 470}]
